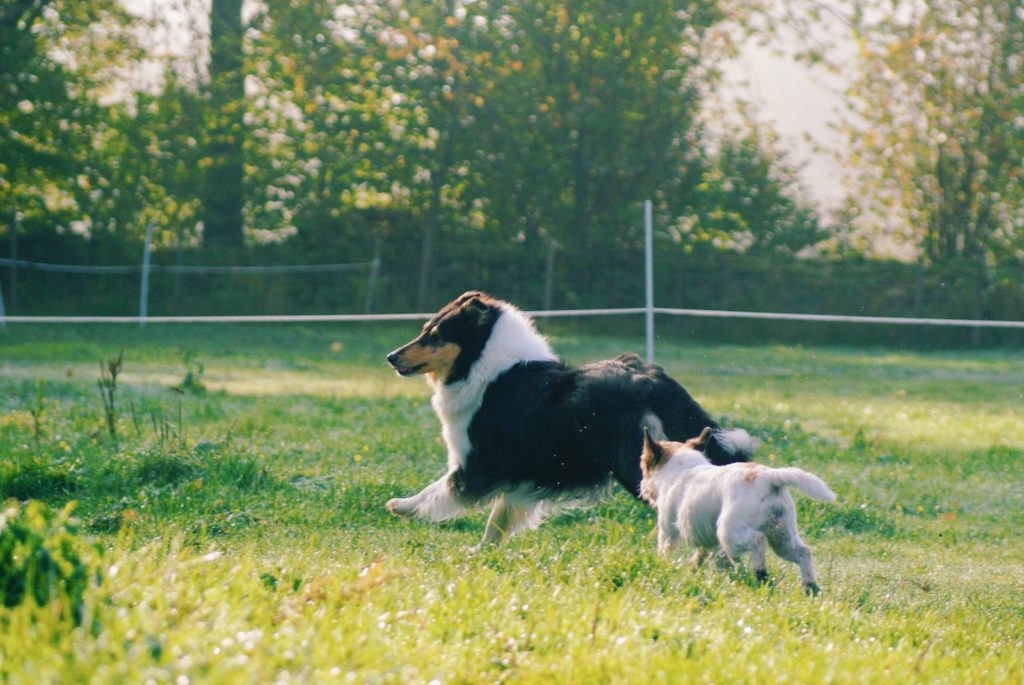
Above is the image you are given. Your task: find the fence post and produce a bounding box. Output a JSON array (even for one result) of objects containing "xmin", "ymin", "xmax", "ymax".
[
  {"xmin": 0, "ymin": 274, "xmax": 6, "ymax": 330},
  {"xmin": 644, "ymin": 200, "xmax": 654, "ymax": 363},
  {"xmin": 7, "ymin": 211, "xmax": 18, "ymax": 312},
  {"xmin": 543, "ymin": 239, "xmax": 558, "ymax": 311},
  {"xmin": 364, "ymin": 239, "xmax": 381, "ymax": 314},
  {"xmin": 139, "ymin": 222, "xmax": 154, "ymax": 327}
]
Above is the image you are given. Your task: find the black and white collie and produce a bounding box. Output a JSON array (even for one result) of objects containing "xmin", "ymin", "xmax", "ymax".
[{"xmin": 385, "ymin": 291, "xmax": 754, "ymax": 544}]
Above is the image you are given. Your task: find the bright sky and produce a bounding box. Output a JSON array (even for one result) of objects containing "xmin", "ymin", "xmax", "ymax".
[{"xmin": 724, "ymin": 43, "xmax": 846, "ymax": 212}]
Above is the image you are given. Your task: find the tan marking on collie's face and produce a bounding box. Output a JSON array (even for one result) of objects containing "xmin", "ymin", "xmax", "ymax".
[
  {"xmin": 389, "ymin": 326, "xmax": 462, "ymax": 383},
  {"xmin": 388, "ymin": 291, "xmax": 498, "ymax": 384}
]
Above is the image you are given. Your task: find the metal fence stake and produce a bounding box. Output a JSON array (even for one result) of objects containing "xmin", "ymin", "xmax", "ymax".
[
  {"xmin": 644, "ymin": 200, "xmax": 654, "ymax": 364},
  {"xmin": 364, "ymin": 238, "xmax": 381, "ymax": 314},
  {"xmin": 139, "ymin": 223, "xmax": 154, "ymax": 327}
]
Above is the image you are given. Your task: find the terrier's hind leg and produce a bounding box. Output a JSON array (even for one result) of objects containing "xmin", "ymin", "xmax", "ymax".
[
  {"xmin": 767, "ymin": 526, "xmax": 819, "ymax": 594},
  {"xmin": 657, "ymin": 510, "xmax": 683, "ymax": 556},
  {"xmin": 750, "ymin": 533, "xmax": 769, "ymax": 583}
]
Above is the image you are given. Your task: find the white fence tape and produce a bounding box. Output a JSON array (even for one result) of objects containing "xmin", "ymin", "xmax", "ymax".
[
  {"xmin": 2, "ymin": 307, "xmax": 1022, "ymax": 328},
  {"xmin": 654, "ymin": 307, "xmax": 1024, "ymax": 329},
  {"xmin": 0, "ymin": 257, "xmax": 373, "ymax": 274}
]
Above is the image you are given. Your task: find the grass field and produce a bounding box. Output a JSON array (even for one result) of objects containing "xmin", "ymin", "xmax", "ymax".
[{"xmin": 1, "ymin": 322, "xmax": 1022, "ymax": 684}]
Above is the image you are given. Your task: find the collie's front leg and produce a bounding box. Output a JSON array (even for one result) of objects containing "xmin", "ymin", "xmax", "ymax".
[{"xmin": 386, "ymin": 471, "xmax": 467, "ymax": 522}]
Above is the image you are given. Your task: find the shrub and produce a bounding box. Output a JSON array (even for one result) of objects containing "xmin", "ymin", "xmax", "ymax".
[
  {"xmin": 0, "ymin": 455, "xmax": 78, "ymax": 501},
  {"xmin": 0, "ymin": 499, "xmax": 103, "ymax": 625}
]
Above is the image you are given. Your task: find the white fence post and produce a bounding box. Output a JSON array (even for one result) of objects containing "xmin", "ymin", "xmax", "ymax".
[
  {"xmin": 364, "ymin": 238, "xmax": 381, "ymax": 314},
  {"xmin": 543, "ymin": 239, "xmax": 558, "ymax": 311},
  {"xmin": 644, "ymin": 200, "xmax": 654, "ymax": 364},
  {"xmin": 7, "ymin": 211, "xmax": 18, "ymax": 312},
  {"xmin": 0, "ymin": 276, "xmax": 6, "ymax": 329},
  {"xmin": 139, "ymin": 222, "xmax": 154, "ymax": 327}
]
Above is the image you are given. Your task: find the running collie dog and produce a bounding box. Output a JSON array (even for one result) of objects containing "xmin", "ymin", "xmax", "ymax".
[
  {"xmin": 385, "ymin": 291, "xmax": 754, "ymax": 545},
  {"xmin": 640, "ymin": 427, "xmax": 835, "ymax": 594}
]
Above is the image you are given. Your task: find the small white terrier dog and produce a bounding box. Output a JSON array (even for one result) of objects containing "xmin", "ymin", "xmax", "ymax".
[{"xmin": 640, "ymin": 427, "xmax": 835, "ymax": 594}]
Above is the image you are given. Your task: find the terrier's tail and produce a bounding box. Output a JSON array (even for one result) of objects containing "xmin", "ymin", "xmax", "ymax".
[{"xmin": 768, "ymin": 468, "xmax": 836, "ymax": 502}]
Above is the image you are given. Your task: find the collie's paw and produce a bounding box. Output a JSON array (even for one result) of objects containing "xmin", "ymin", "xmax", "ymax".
[{"xmin": 386, "ymin": 498, "xmax": 413, "ymax": 516}]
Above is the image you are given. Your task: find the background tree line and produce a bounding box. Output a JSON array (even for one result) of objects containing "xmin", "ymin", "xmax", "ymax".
[{"xmin": 1, "ymin": 0, "xmax": 1022, "ymax": 342}]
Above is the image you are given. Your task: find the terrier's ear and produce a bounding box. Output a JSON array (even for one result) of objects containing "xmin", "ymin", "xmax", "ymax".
[
  {"xmin": 685, "ymin": 427, "xmax": 713, "ymax": 452},
  {"xmin": 641, "ymin": 427, "xmax": 667, "ymax": 472}
]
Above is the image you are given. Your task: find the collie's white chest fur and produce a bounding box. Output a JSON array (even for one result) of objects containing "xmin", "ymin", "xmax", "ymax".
[{"xmin": 428, "ymin": 306, "xmax": 556, "ymax": 470}]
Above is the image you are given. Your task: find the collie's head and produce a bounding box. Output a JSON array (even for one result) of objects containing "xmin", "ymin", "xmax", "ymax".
[{"xmin": 387, "ymin": 291, "xmax": 554, "ymax": 387}]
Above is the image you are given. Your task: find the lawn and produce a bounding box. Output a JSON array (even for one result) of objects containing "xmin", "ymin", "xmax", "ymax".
[{"xmin": 1, "ymin": 321, "xmax": 1022, "ymax": 684}]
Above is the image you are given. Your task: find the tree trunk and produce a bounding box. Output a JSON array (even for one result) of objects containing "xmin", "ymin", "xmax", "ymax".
[{"xmin": 200, "ymin": 0, "xmax": 245, "ymax": 250}]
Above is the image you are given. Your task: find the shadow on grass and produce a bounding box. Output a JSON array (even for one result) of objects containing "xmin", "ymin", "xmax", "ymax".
[{"xmin": 0, "ymin": 456, "xmax": 79, "ymax": 501}]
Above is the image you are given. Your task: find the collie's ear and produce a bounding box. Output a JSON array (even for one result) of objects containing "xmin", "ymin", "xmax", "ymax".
[
  {"xmin": 461, "ymin": 294, "xmax": 492, "ymax": 319},
  {"xmin": 685, "ymin": 426, "xmax": 713, "ymax": 452},
  {"xmin": 641, "ymin": 427, "xmax": 667, "ymax": 472},
  {"xmin": 454, "ymin": 290, "xmax": 486, "ymax": 305}
]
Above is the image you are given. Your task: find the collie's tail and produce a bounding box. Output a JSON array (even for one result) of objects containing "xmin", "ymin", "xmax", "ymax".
[
  {"xmin": 711, "ymin": 428, "xmax": 756, "ymax": 462},
  {"xmin": 769, "ymin": 468, "xmax": 836, "ymax": 502}
]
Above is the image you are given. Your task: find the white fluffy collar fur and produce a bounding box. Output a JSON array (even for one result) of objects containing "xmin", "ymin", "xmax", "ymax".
[{"xmin": 428, "ymin": 302, "xmax": 557, "ymax": 470}]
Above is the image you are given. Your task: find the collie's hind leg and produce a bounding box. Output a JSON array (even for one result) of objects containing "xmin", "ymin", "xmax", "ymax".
[
  {"xmin": 480, "ymin": 495, "xmax": 542, "ymax": 545},
  {"xmin": 386, "ymin": 471, "xmax": 466, "ymax": 522},
  {"xmin": 481, "ymin": 495, "xmax": 512, "ymax": 545}
]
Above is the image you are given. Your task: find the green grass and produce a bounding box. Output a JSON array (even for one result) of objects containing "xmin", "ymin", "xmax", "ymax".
[{"xmin": 1, "ymin": 323, "xmax": 1022, "ymax": 683}]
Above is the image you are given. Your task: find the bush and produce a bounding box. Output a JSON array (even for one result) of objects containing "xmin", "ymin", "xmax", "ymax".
[
  {"xmin": 0, "ymin": 499, "xmax": 103, "ymax": 625},
  {"xmin": 0, "ymin": 455, "xmax": 78, "ymax": 501}
]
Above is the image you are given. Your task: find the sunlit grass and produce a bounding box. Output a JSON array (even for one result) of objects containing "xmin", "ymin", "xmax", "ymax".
[{"xmin": 1, "ymin": 323, "xmax": 1022, "ymax": 683}]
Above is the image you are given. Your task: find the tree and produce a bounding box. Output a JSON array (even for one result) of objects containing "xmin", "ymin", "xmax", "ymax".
[
  {"xmin": 0, "ymin": 1, "xmax": 133, "ymax": 231},
  {"xmin": 668, "ymin": 122, "xmax": 824, "ymax": 255},
  {"xmin": 479, "ymin": 0, "xmax": 723, "ymax": 250},
  {"xmin": 365, "ymin": 0, "xmax": 502, "ymax": 309},
  {"xmin": 836, "ymin": 0, "xmax": 1024, "ymax": 264},
  {"xmin": 200, "ymin": 0, "xmax": 246, "ymax": 249}
]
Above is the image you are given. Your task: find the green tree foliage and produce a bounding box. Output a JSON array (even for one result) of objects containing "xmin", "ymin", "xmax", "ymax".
[
  {"xmin": 0, "ymin": 499, "xmax": 102, "ymax": 626},
  {"xmin": 0, "ymin": 0, "xmax": 135, "ymax": 230},
  {"xmin": 837, "ymin": 0, "xmax": 1024, "ymax": 264},
  {"xmin": 478, "ymin": 1, "xmax": 723, "ymax": 249},
  {"xmin": 245, "ymin": 0, "xmax": 414, "ymax": 248},
  {"xmin": 1, "ymin": 0, "xmax": 828, "ymax": 297},
  {"xmin": 671, "ymin": 124, "xmax": 824, "ymax": 254}
]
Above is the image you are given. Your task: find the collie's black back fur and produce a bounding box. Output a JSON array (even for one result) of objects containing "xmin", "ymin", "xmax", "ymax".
[{"xmin": 455, "ymin": 353, "xmax": 743, "ymax": 500}]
